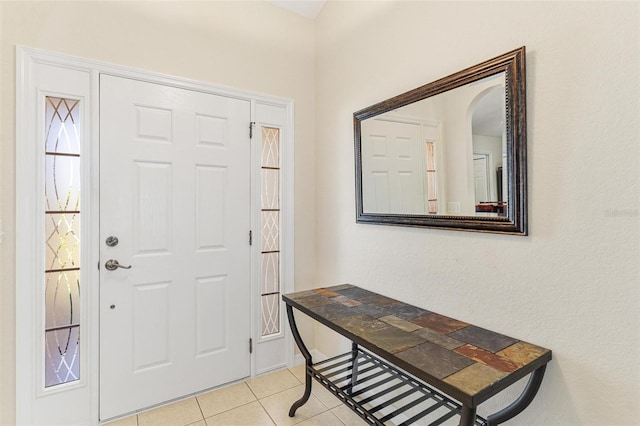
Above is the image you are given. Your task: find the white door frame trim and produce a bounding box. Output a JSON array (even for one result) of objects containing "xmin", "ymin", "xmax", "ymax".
[{"xmin": 16, "ymin": 46, "xmax": 294, "ymax": 425}]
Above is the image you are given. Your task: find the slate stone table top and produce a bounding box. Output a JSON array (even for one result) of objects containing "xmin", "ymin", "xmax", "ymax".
[{"xmin": 283, "ymin": 284, "xmax": 551, "ymax": 407}]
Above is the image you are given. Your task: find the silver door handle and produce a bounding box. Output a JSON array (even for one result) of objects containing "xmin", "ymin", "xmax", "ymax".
[{"xmin": 105, "ymin": 259, "xmax": 132, "ymax": 271}]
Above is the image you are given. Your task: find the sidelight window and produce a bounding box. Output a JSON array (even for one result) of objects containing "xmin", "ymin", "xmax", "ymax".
[
  {"xmin": 426, "ymin": 141, "xmax": 438, "ymax": 214},
  {"xmin": 44, "ymin": 97, "xmax": 81, "ymax": 387},
  {"xmin": 261, "ymin": 127, "xmax": 281, "ymax": 337}
]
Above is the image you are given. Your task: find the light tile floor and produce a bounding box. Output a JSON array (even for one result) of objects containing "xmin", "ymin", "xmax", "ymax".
[{"xmin": 105, "ymin": 365, "xmax": 368, "ymax": 426}]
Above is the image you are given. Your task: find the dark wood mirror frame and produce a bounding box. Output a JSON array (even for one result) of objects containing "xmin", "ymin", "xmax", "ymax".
[{"xmin": 354, "ymin": 47, "xmax": 527, "ymax": 235}]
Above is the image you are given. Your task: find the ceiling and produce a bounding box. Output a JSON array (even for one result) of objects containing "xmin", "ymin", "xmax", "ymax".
[{"xmin": 267, "ymin": 0, "xmax": 326, "ymax": 19}]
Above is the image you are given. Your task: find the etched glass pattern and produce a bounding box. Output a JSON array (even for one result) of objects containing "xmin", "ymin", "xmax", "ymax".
[
  {"xmin": 261, "ymin": 211, "xmax": 279, "ymax": 252},
  {"xmin": 45, "ymin": 155, "xmax": 80, "ymax": 213},
  {"xmin": 45, "ymin": 213, "xmax": 80, "ymax": 271},
  {"xmin": 44, "ymin": 97, "xmax": 81, "ymax": 387},
  {"xmin": 261, "ymin": 127, "xmax": 281, "ymax": 336},
  {"xmin": 261, "ymin": 169, "xmax": 279, "ymax": 211},
  {"xmin": 262, "ymin": 252, "xmax": 280, "ymax": 294},
  {"xmin": 45, "ymin": 98, "xmax": 80, "ymax": 155},
  {"xmin": 45, "ymin": 270, "xmax": 80, "ymax": 329},
  {"xmin": 261, "ymin": 128, "xmax": 279, "ymax": 168},
  {"xmin": 45, "ymin": 327, "xmax": 80, "ymax": 387},
  {"xmin": 261, "ymin": 294, "xmax": 280, "ymax": 336}
]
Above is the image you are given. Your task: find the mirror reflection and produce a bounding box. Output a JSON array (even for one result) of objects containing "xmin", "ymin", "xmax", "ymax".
[
  {"xmin": 354, "ymin": 47, "xmax": 527, "ymax": 234},
  {"xmin": 360, "ymin": 72, "xmax": 507, "ymax": 217}
]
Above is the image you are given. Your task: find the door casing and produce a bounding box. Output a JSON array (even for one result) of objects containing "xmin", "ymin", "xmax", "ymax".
[{"xmin": 15, "ymin": 46, "xmax": 294, "ymax": 425}]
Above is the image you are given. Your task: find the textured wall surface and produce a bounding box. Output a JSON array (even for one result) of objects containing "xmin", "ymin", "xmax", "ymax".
[
  {"xmin": 1, "ymin": 1, "xmax": 639, "ymax": 425},
  {"xmin": 314, "ymin": 1, "xmax": 639, "ymax": 425},
  {"xmin": 0, "ymin": 2, "xmax": 315, "ymax": 424}
]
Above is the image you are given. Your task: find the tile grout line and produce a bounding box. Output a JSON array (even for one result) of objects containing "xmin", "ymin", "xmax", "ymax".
[
  {"xmin": 256, "ymin": 398, "xmax": 279, "ymax": 426},
  {"xmin": 243, "ymin": 379, "xmax": 281, "ymax": 426},
  {"xmin": 288, "ymin": 367, "xmax": 355, "ymax": 426},
  {"xmin": 280, "ymin": 368, "xmax": 324, "ymax": 426},
  {"xmin": 245, "ymin": 379, "xmax": 260, "ymax": 401},
  {"xmin": 193, "ymin": 395, "xmax": 206, "ymax": 425},
  {"xmin": 131, "ymin": 368, "xmax": 312, "ymax": 426},
  {"xmin": 240, "ymin": 377, "xmax": 277, "ymax": 425},
  {"xmin": 251, "ymin": 370, "xmax": 323, "ymax": 426},
  {"xmin": 197, "ymin": 382, "xmax": 260, "ymax": 423}
]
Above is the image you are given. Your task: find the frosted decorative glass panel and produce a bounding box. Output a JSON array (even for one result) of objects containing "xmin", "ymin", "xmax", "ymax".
[
  {"xmin": 261, "ymin": 294, "xmax": 280, "ymax": 336},
  {"xmin": 261, "ymin": 127, "xmax": 281, "ymax": 336},
  {"xmin": 45, "ymin": 213, "xmax": 80, "ymax": 271},
  {"xmin": 45, "ymin": 270, "xmax": 80, "ymax": 329},
  {"xmin": 261, "ymin": 127, "xmax": 280, "ymax": 168},
  {"xmin": 261, "ymin": 211, "xmax": 279, "ymax": 252},
  {"xmin": 261, "ymin": 169, "xmax": 279, "ymax": 210},
  {"xmin": 44, "ymin": 96, "xmax": 81, "ymax": 387},
  {"xmin": 45, "ymin": 155, "xmax": 80, "ymax": 211},
  {"xmin": 426, "ymin": 142, "xmax": 438, "ymax": 214},
  {"xmin": 45, "ymin": 97, "xmax": 80, "ymax": 154},
  {"xmin": 262, "ymin": 252, "xmax": 279, "ymax": 294},
  {"xmin": 45, "ymin": 327, "xmax": 80, "ymax": 387}
]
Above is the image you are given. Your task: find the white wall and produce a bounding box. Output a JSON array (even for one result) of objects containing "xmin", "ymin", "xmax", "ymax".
[
  {"xmin": 0, "ymin": 2, "xmax": 316, "ymax": 424},
  {"xmin": 315, "ymin": 1, "xmax": 639, "ymax": 425},
  {"xmin": 2, "ymin": 1, "xmax": 639, "ymax": 425}
]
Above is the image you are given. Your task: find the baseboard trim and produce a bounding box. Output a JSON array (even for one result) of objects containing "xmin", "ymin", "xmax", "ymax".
[{"xmin": 293, "ymin": 349, "xmax": 328, "ymax": 366}]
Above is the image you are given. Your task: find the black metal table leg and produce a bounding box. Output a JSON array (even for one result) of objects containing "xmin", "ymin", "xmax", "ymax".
[
  {"xmin": 460, "ymin": 405, "xmax": 477, "ymax": 426},
  {"xmin": 286, "ymin": 304, "xmax": 313, "ymax": 417},
  {"xmin": 348, "ymin": 342, "xmax": 359, "ymax": 395},
  {"xmin": 486, "ymin": 365, "xmax": 547, "ymax": 426}
]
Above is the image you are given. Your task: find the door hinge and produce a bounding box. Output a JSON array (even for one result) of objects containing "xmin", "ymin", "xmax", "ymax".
[
  {"xmin": 249, "ymin": 230, "xmax": 253, "ymax": 246},
  {"xmin": 249, "ymin": 338, "xmax": 253, "ymax": 354},
  {"xmin": 249, "ymin": 121, "xmax": 255, "ymax": 139}
]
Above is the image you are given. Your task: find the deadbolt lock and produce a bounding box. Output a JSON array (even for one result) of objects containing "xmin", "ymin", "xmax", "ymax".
[{"xmin": 106, "ymin": 236, "xmax": 119, "ymax": 247}]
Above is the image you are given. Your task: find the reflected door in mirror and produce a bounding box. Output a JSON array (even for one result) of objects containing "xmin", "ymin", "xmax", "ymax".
[
  {"xmin": 362, "ymin": 118, "xmax": 429, "ymax": 214},
  {"xmin": 354, "ymin": 47, "xmax": 527, "ymax": 234},
  {"xmin": 360, "ymin": 73, "xmax": 506, "ymax": 217}
]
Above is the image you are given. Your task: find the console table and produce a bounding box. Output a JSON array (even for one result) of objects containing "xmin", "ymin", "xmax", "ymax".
[{"xmin": 283, "ymin": 285, "xmax": 551, "ymax": 425}]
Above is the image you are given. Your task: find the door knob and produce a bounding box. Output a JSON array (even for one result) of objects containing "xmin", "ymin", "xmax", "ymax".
[{"xmin": 105, "ymin": 259, "xmax": 132, "ymax": 271}]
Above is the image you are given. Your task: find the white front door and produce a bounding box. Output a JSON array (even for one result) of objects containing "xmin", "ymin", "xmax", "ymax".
[{"xmin": 99, "ymin": 75, "xmax": 251, "ymax": 420}]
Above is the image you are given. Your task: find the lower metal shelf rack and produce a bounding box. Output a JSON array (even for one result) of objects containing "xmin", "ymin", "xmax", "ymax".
[{"xmin": 309, "ymin": 348, "xmax": 487, "ymax": 426}]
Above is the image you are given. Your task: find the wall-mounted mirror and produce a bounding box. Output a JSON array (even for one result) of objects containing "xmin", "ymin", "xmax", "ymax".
[{"xmin": 354, "ymin": 47, "xmax": 527, "ymax": 235}]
